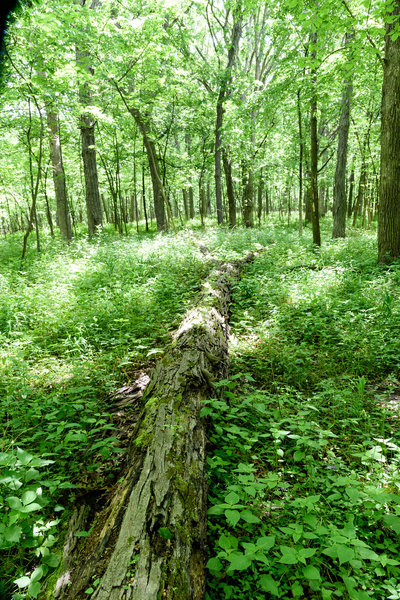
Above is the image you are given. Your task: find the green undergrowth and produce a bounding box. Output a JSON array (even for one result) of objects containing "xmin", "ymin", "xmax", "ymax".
[
  {"xmin": 0, "ymin": 223, "xmax": 283, "ymax": 598},
  {"xmin": 0, "ymin": 226, "xmax": 213, "ymax": 598},
  {"xmin": 205, "ymin": 225, "xmax": 400, "ymax": 599}
]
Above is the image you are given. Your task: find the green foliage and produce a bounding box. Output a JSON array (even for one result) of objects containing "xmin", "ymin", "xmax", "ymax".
[
  {"xmin": 205, "ymin": 224, "xmax": 400, "ymax": 599},
  {"xmin": 204, "ymin": 378, "xmax": 400, "ymax": 599},
  {"xmin": 0, "ymin": 228, "xmax": 209, "ymax": 598}
]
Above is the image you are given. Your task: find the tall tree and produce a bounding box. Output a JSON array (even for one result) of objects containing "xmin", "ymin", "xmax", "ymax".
[
  {"xmin": 378, "ymin": 0, "xmax": 400, "ymax": 263},
  {"xmin": 310, "ymin": 30, "xmax": 321, "ymax": 247},
  {"xmin": 76, "ymin": 0, "xmax": 103, "ymax": 235},
  {"xmin": 213, "ymin": 0, "xmax": 243, "ymax": 225},
  {"xmin": 46, "ymin": 108, "xmax": 73, "ymax": 241},
  {"xmin": 332, "ymin": 32, "xmax": 353, "ymax": 239}
]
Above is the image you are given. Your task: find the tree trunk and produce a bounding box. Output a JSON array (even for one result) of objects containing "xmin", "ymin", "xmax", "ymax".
[
  {"xmin": 51, "ymin": 252, "xmax": 256, "ymax": 600},
  {"xmin": 332, "ymin": 32, "xmax": 353, "ymax": 239},
  {"xmin": 242, "ymin": 166, "xmax": 254, "ymax": 228},
  {"xmin": 347, "ymin": 162, "xmax": 355, "ymax": 217},
  {"xmin": 215, "ymin": 94, "xmax": 225, "ymax": 225},
  {"xmin": 46, "ymin": 110, "xmax": 72, "ymax": 241},
  {"xmin": 222, "ymin": 149, "xmax": 236, "ymax": 227},
  {"xmin": 310, "ymin": 31, "xmax": 321, "ymax": 246},
  {"xmin": 130, "ymin": 108, "xmax": 167, "ymax": 231},
  {"xmin": 297, "ymin": 88, "xmax": 304, "ymax": 236},
  {"xmin": 378, "ymin": 0, "xmax": 400, "ymax": 263}
]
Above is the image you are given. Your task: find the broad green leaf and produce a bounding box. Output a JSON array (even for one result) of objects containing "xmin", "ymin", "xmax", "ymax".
[
  {"xmin": 6, "ymin": 496, "xmax": 22, "ymax": 510},
  {"xmin": 14, "ymin": 576, "xmax": 31, "ymax": 589},
  {"xmin": 225, "ymin": 491, "xmax": 240, "ymax": 505},
  {"xmin": 292, "ymin": 582, "xmax": 304, "ymax": 597},
  {"xmin": 42, "ymin": 553, "xmax": 60, "ymax": 568},
  {"xmin": 16, "ymin": 447, "xmax": 34, "ymax": 466},
  {"xmin": 227, "ymin": 552, "xmax": 252, "ymax": 571},
  {"xmin": 294, "ymin": 450, "xmax": 305, "ymax": 461},
  {"xmin": 256, "ymin": 536, "xmax": 275, "ymax": 550},
  {"xmin": 4, "ymin": 524, "xmax": 22, "ymax": 543},
  {"xmin": 356, "ymin": 547, "xmax": 379, "ymax": 561},
  {"xmin": 259, "ymin": 574, "xmax": 279, "ymax": 595},
  {"xmin": 302, "ymin": 565, "xmax": 321, "ymax": 580},
  {"xmin": 240, "ymin": 509, "xmax": 261, "ymax": 524},
  {"xmin": 218, "ymin": 534, "xmax": 237, "ymax": 551},
  {"xmin": 279, "ymin": 546, "xmax": 298, "ymax": 564},
  {"xmin": 30, "ymin": 566, "xmax": 45, "ymax": 583},
  {"xmin": 383, "ymin": 514, "xmax": 400, "ymax": 534},
  {"xmin": 28, "ymin": 581, "xmax": 41, "ymax": 598},
  {"xmin": 225, "ymin": 510, "xmax": 240, "ymax": 527},
  {"xmin": 206, "ymin": 557, "xmax": 223, "ymax": 572},
  {"xmin": 20, "ymin": 502, "xmax": 43, "ymax": 513},
  {"xmin": 22, "ymin": 490, "xmax": 37, "ymax": 505}
]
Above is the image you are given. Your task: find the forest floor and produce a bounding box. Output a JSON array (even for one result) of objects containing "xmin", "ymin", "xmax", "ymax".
[{"xmin": 1, "ymin": 217, "xmax": 400, "ymax": 599}]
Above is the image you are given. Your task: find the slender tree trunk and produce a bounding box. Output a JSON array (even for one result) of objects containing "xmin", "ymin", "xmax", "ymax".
[
  {"xmin": 214, "ymin": 7, "xmax": 243, "ymax": 225},
  {"xmin": 75, "ymin": 0, "xmax": 103, "ymax": 235},
  {"xmin": 378, "ymin": 0, "xmax": 400, "ymax": 262},
  {"xmin": 130, "ymin": 108, "xmax": 167, "ymax": 231},
  {"xmin": 332, "ymin": 32, "xmax": 353, "ymax": 239},
  {"xmin": 215, "ymin": 94, "xmax": 225, "ymax": 225},
  {"xmin": 222, "ymin": 150, "xmax": 236, "ymax": 227},
  {"xmin": 347, "ymin": 161, "xmax": 355, "ymax": 217},
  {"xmin": 46, "ymin": 109, "xmax": 73, "ymax": 241},
  {"xmin": 257, "ymin": 175, "xmax": 263, "ymax": 225},
  {"xmin": 188, "ymin": 184, "xmax": 195, "ymax": 219},
  {"xmin": 297, "ymin": 88, "xmax": 304, "ymax": 236},
  {"xmin": 310, "ymin": 31, "xmax": 321, "ymax": 246}
]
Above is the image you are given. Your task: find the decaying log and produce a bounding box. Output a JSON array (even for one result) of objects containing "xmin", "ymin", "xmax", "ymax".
[{"xmin": 51, "ymin": 253, "xmax": 255, "ymax": 600}]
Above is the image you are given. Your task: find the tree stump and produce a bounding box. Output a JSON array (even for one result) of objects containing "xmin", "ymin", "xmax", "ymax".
[{"xmin": 52, "ymin": 254, "xmax": 254, "ymax": 600}]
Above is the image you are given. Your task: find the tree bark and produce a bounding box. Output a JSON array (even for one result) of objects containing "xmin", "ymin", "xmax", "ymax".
[
  {"xmin": 130, "ymin": 108, "xmax": 167, "ymax": 231},
  {"xmin": 297, "ymin": 88, "xmax": 304, "ymax": 236},
  {"xmin": 332, "ymin": 32, "xmax": 353, "ymax": 239},
  {"xmin": 378, "ymin": 0, "xmax": 400, "ymax": 263},
  {"xmin": 310, "ymin": 31, "xmax": 321, "ymax": 246},
  {"xmin": 51, "ymin": 252, "xmax": 256, "ymax": 600},
  {"xmin": 242, "ymin": 167, "xmax": 254, "ymax": 228},
  {"xmin": 214, "ymin": 7, "xmax": 243, "ymax": 225},
  {"xmin": 222, "ymin": 149, "xmax": 236, "ymax": 227}
]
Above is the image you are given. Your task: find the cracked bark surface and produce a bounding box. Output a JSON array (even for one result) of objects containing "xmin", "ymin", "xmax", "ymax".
[{"xmin": 52, "ymin": 253, "xmax": 254, "ymax": 600}]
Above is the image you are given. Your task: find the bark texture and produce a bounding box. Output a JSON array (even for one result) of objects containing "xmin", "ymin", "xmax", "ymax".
[
  {"xmin": 378, "ymin": 0, "xmax": 400, "ymax": 263},
  {"xmin": 51, "ymin": 254, "xmax": 254, "ymax": 600},
  {"xmin": 130, "ymin": 108, "xmax": 167, "ymax": 231},
  {"xmin": 332, "ymin": 33, "xmax": 353, "ymax": 239},
  {"xmin": 222, "ymin": 150, "xmax": 236, "ymax": 227},
  {"xmin": 310, "ymin": 31, "xmax": 321, "ymax": 246},
  {"xmin": 46, "ymin": 110, "xmax": 72, "ymax": 241},
  {"xmin": 214, "ymin": 8, "xmax": 242, "ymax": 225}
]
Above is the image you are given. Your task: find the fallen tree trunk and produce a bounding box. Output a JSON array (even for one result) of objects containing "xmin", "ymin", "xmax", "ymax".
[{"xmin": 52, "ymin": 253, "xmax": 254, "ymax": 600}]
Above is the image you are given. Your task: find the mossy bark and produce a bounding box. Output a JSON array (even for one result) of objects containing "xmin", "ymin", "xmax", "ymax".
[{"xmin": 52, "ymin": 258, "xmax": 252, "ymax": 600}]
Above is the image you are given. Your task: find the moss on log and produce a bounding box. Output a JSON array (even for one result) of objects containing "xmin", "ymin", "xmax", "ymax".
[{"xmin": 52, "ymin": 256, "xmax": 253, "ymax": 600}]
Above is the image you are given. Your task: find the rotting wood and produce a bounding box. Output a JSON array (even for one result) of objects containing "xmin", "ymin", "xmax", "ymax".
[{"xmin": 51, "ymin": 249, "xmax": 258, "ymax": 600}]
